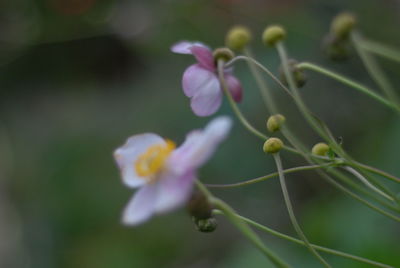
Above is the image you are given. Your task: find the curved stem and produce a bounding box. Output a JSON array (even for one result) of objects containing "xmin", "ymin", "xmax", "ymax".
[
  {"xmin": 273, "ymin": 154, "xmax": 332, "ymax": 268},
  {"xmin": 212, "ymin": 210, "xmax": 393, "ymax": 268},
  {"xmin": 195, "ymin": 181, "xmax": 290, "ymax": 268},
  {"xmin": 351, "ymin": 31, "xmax": 400, "ymax": 107},
  {"xmin": 347, "ymin": 161, "xmax": 400, "ymax": 184},
  {"xmin": 217, "ymin": 60, "xmax": 269, "ymax": 140},
  {"xmin": 243, "ymin": 48, "xmax": 278, "ymax": 112},
  {"xmin": 205, "ymin": 163, "xmax": 335, "ymax": 188},
  {"xmin": 344, "ymin": 167, "xmax": 394, "ymax": 201},
  {"xmin": 360, "ymin": 39, "xmax": 400, "ymax": 63},
  {"xmin": 226, "ymin": 55, "xmax": 293, "ymax": 97},
  {"xmin": 296, "ymin": 62, "xmax": 398, "ymax": 112}
]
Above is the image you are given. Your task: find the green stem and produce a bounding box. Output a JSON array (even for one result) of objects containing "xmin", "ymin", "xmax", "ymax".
[
  {"xmin": 211, "ymin": 197, "xmax": 290, "ymax": 268},
  {"xmin": 347, "ymin": 161, "xmax": 400, "ymax": 184},
  {"xmin": 217, "ymin": 60, "xmax": 269, "ymax": 140},
  {"xmin": 296, "ymin": 62, "xmax": 398, "ymax": 112},
  {"xmin": 344, "ymin": 167, "xmax": 394, "ymax": 201},
  {"xmin": 273, "ymin": 154, "xmax": 332, "ymax": 268},
  {"xmin": 243, "ymin": 48, "xmax": 278, "ymax": 112},
  {"xmin": 360, "ymin": 39, "xmax": 400, "ymax": 63},
  {"xmin": 195, "ymin": 181, "xmax": 290, "ymax": 267},
  {"xmin": 212, "ymin": 210, "xmax": 393, "ymax": 268},
  {"xmin": 205, "ymin": 163, "xmax": 336, "ymax": 188},
  {"xmin": 351, "ymin": 31, "xmax": 400, "ymax": 107},
  {"xmin": 218, "ymin": 59, "xmax": 300, "ymax": 155}
]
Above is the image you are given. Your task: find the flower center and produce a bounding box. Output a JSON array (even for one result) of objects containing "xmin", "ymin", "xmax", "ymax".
[{"xmin": 135, "ymin": 140, "xmax": 176, "ymax": 178}]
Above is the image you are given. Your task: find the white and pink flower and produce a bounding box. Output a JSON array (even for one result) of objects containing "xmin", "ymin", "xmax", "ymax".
[
  {"xmin": 114, "ymin": 116, "xmax": 232, "ymax": 226},
  {"xmin": 171, "ymin": 41, "xmax": 243, "ymax": 117}
]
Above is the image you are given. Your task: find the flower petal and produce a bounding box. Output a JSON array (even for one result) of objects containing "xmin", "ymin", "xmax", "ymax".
[
  {"xmin": 114, "ymin": 133, "xmax": 166, "ymax": 188},
  {"xmin": 154, "ymin": 170, "xmax": 195, "ymax": 213},
  {"xmin": 182, "ymin": 64, "xmax": 216, "ymax": 98},
  {"xmin": 170, "ymin": 41, "xmax": 208, "ymax": 54},
  {"xmin": 190, "ymin": 46, "xmax": 215, "ymax": 71},
  {"xmin": 225, "ymin": 74, "xmax": 243, "ymax": 102},
  {"xmin": 190, "ymin": 74, "xmax": 223, "ymax": 117},
  {"xmin": 169, "ymin": 116, "xmax": 232, "ymax": 172},
  {"xmin": 122, "ymin": 185, "xmax": 157, "ymax": 226}
]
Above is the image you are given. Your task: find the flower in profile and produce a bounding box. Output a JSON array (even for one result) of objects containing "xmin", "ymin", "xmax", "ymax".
[
  {"xmin": 171, "ymin": 41, "xmax": 243, "ymax": 117},
  {"xmin": 114, "ymin": 116, "xmax": 232, "ymax": 226}
]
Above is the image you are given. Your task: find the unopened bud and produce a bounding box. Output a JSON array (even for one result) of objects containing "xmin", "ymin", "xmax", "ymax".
[
  {"xmin": 194, "ymin": 217, "xmax": 217, "ymax": 233},
  {"xmin": 187, "ymin": 190, "xmax": 213, "ymax": 220},
  {"xmin": 279, "ymin": 59, "xmax": 307, "ymax": 88},
  {"xmin": 213, "ymin": 47, "xmax": 235, "ymax": 62},
  {"xmin": 263, "ymin": 137, "xmax": 284, "ymax": 154},
  {"xmin": 312, "ymin": 142, "xmax": 330, "ymax": 156},
  {"xmin": 322, "ymin": 33, "xmax": 350, "ymax": 61},
  {"xmin": 262, "ymin": 25, "xmax": 286, "ymax": 46},
  {"xmin": 225, "ymin": 25, "xmax": 252, "ymax": 51},
  {"xmin": 331, "ymin": 12, "xmax": 356, "ymax": 40},
  {"xmin": 267, "ymin": 114, "xmax": 286, "ymax": 132}
]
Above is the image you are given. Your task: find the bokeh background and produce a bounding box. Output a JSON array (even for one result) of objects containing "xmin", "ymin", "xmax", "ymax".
[{"xmin": 1, "ymin": 0, "xmax": 399, "ymax": 267}]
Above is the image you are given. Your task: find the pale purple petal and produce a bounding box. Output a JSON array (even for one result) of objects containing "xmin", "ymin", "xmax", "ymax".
[
  {"xmin": 225, "ymin": 74, "xmax": 243, "ymax": 102},
  {"xmin": 114, "ymin": 133, "xmax": 166, "ymax": 188},
  {"xmin": 190, "ymin": 46, "xmax": 215, "ymax": 71},
  {"xmin": 170, "ymin": 41, "xmax": 208, "ymax": 54},
  {"xmin": 122, "ymin": 185, "xmax": 157, "ymax": 226},
  {"xmin": 182, "ymin": 64, "xmax": 216, "ymax": 98},
  {"xmin": 190, "ymin": 74, "xmax": 223, "ymax": 116},
  {"xmin": 169, "ymin": 116, "xmax": 232, "ymax": 173},
  {"xmin": 154, "ymin": 170, "xmax": 196, "ymax": 213}
]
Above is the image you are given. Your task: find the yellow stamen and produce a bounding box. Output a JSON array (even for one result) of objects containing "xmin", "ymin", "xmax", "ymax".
[{"xmin": 135, "ymin": 140, "xmax": 176, "ymax": 179}]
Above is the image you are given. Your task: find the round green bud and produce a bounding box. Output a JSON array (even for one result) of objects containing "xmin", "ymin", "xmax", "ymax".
[
  {"xmin": 266, "ymin": 114, "xmax": 286, "ymax": 132},
  {"xmin": 279, "ymin": 59, "xmax": 307, "ymax": 88},
  {"xmin": 263, "ymin": 137, "xmax": 284, "ymax": 154},
  {"xmin": 262, "ymin": 25, "xmax": 286, "ymax": 46},
  {"xmin": 225, "ymin": 25, "xmax": 252, "ymax": 51},
  {"xmin": 213, "ymin": 47, "xmax": 235, "ymax": 63},
  {"xmin": 331, "ymin": 12, "xmax": 356, "ymax": 40},
  {"xmin": 311, "ymin": 142, "xmax": 330, "ymax": 156},
  {"xmin": 194, "ymin": 217, "xmax": 217, "ymax": 233}
]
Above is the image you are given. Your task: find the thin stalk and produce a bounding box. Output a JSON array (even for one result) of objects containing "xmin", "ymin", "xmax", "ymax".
[
  {"xmin": 217, "ymin": 60, "xmax": 269, "ymax": 140},
  {"xmin": 344, "ymin": 167, "xmax": 394, "ymax": 201},
  {"xmin": 243, "ymin": 47, "xmax": 278, "ymax": 112},
  {"xmin": 347, "ymin": 161, "xmax": 400, "ymax": 184},
  {"xmin": 211, "ymin": 197, "xmax": 290, "ymax": 268},
  {"xmin": 205, "ymin": 163, "xmax": 335, "ymax": 188},
  {"xmin": 218, "ymin": 59, "xmax": 300, "ymax": 155},
  {"xmin": 351, "ymin": 31, "xmax": 400, "ymax": 107},
  {"xmin": 273, "ymin": 154, "xmax": 332, "ymax": 268},
  {"xmin": 360, "ymin": 39, "xmax": 400, "ymax": 63},
  {"xmin": 296, "ymin": 62, "xmax": 398, "ymax": 112},
  {"xmin": 275, "ymin": 42, "xmax": 346, "ymax": 158},
  {"xmin": 195, "ymin": 181, "xmax": 290, "ymax": 268},
  {"xmin": 212, "ymin": 210, "xmax": 393, "ymax": 268}
]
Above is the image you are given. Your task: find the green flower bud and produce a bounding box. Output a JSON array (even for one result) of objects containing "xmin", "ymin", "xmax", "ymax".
[
  {"xmin": 225, "ymin": 25, "xmax": 252, "ymax": 51},
  {"xmin": 187, "ymin": 190, "xmax": 213, "ymax": 220},
  {"xmin": 193, "ymin": 217, "xmax": 217, "ymax": 233},
  {"xmin": 279, "ymin": 59, "xmax": 307, "ymax": 88},
  {"xmin": 322, "ymin": 33, "xmax": 350, "ymax": 61},
  {"xmin": 213, "ymin": 47, "xmax": 235, "ymax": 63},
  {"xmin": 267, "ymin": 114, "xmax": 286, "ymax": 132},
  {"xmin": 311, "ymin": 142, "xmax": 330, "ymax": 156},
  {"xmin": 331, "ymin": 12, "xmax": 356, "ymax": 40},
  {"xmin": 263, "ymin": 137, "xmax": 284, "ymax": 154},
  {"xmin": 262, "ymin": 25, "xmax": 286, "ymax": 46}
]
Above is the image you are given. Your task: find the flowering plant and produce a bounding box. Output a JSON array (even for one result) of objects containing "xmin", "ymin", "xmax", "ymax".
[{"xmin": 114, "ymin": 12, "xmax": 400, "ymax": 268}]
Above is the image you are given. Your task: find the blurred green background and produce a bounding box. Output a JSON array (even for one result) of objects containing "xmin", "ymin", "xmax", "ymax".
[{"xmin": 0, "ymin": 0, "xmax": 399, "ymax": 267}]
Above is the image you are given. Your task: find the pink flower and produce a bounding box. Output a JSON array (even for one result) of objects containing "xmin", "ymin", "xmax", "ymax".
[
  {"xmin": 171, "ymin": 41, "xmax": 243, "ymax": 117},
  {"xmin": 114, "ymin": 116, "xmax": 232, "ymax": 226}
]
